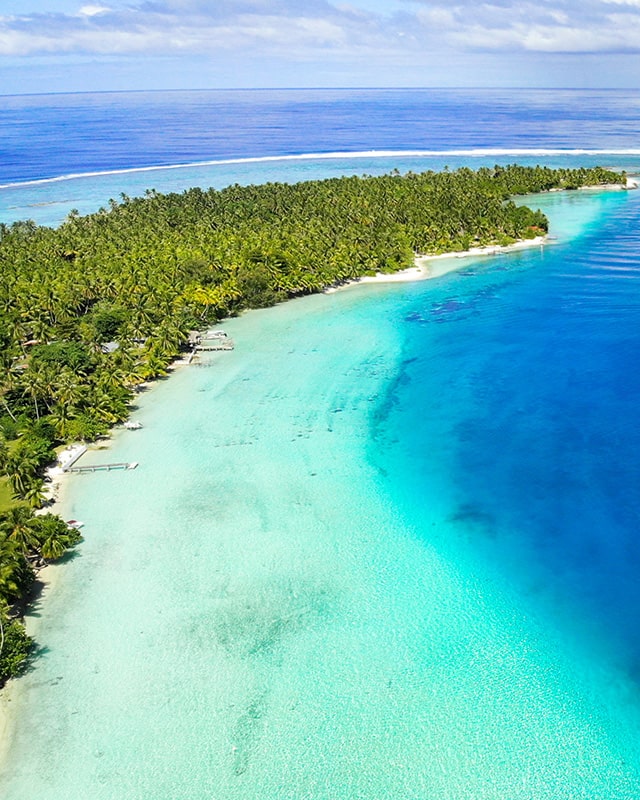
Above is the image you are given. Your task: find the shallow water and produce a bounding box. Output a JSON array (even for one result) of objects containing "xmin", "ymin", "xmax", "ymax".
[{"xmin": 2, "ymin": 186, "xmax": 640, "ymax": 798}]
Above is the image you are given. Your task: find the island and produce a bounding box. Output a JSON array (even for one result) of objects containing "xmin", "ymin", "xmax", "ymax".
[{"xmin": 0, "ymin": 163, "xmax": 626, "ymax": 683}]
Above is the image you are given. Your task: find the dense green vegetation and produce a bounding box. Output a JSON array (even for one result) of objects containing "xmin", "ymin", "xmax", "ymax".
[
  {"xmin": 0, "ymin": 164, "xmax": 625, "ymax": 684},
  {"xmin": 0, "ymin": 510, "xmax": 81, "ymax": 683}
]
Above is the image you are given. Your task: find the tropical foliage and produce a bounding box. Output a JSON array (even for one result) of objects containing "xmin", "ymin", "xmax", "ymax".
[{"xmin": 0, "ymin": 612, "xmax": 32, "ymax": 682}]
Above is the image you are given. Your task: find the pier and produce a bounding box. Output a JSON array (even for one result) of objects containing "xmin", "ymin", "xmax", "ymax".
[
  {"xmin": 195, "ymin": 338, "xmax": 234, "ymax": 351},
  {"xmin": 58, "ymin": 444, "xmax": 88, "ymax": 472},
  {"xmin": 188, "ymin": 329, "xmax": 235, "ymax": 353},
  {"xmin": 66, "ymin": 462, "xmax": 138, "ymax": 474}
]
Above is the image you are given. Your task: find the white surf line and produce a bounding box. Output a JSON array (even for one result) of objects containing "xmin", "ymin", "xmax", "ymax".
[{"xmin": 2, "ymin": 149, "xmax": 640, "ymax": 190}]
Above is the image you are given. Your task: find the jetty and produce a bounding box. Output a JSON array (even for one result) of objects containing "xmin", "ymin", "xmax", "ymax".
[
  {"xmin": 58, "ymin": 444, "xmax": 88, "ymax": 472},
  {"xmin": 195, "ymin": 339, "xmax": 234, "ymax": 351},
  {"xmin": 66, "ymin": 461, "xmax": 138, "ymax": 474},
  {"xmin": 188, "ymin": 329, "xmax": 235, "ymax": 353}
]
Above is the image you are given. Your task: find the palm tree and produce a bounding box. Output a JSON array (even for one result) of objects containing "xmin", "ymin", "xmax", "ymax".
[
  {"xmin": 22, "ymin": 479, "xmax": 47, "ymax": 510},
  {"xmin": 1, "ymin": 506, "xmax": 38, "ymax": 557},
  {"xmin": 20, "ymin": 366, "xmax": 53, "ymax": 421},
  {"xmin": 31, "ymin": 514, "xmax": 81, "ymax": 562},
  {"xmin": 38, "ymin": 533, "xmax": 67, "ymax": 561},
  {"xmin": 0, "ymin": 373, "xmax": 18, "ymax": 422},
  {"xmin": 0, "ymin": 536, "xmax": 25, "ymax": 604},
  {"xmin": 52, "ymin": 367, "xmax": 85, "ymax": 408},
  {"xmin": 139, "ymin": 352, "xmax": 169, "ymax": 381},
  {"xmin": 48, "ymin": 403, "xmax": 76, "ymax": 440},
  {"xmin": 4, "ymin": 451, "xmax": 39, "ymax": 499}
]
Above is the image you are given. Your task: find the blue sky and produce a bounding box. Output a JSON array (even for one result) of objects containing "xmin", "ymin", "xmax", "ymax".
[{"xmin": 2, "ymin": 0, "xmax": 640, "ymax": 94}]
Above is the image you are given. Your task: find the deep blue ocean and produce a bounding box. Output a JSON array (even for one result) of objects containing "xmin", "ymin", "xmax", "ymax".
[
  {"xmin": 3, "ymin": 89, "xmax": 640, "ymax": 797},
  {"xmin": 3, "ymin": 88, "xmax": 640, "ymax": 185}
]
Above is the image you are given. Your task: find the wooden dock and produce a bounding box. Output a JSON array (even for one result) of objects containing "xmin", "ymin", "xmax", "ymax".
[
  {"xmin": 188, "ymin": 329, "xmax": 235, "ymax": 355},
  {"xmin": 195, "ymin": 339, "xmax": 234, "ymax": 351},
  {"xmin": 67, "ymin": 462, "xmax": 138, "ymax": 474},
  {"xmin": 59, "ymin": 445, "xmax": 88, "ymax": 472}
]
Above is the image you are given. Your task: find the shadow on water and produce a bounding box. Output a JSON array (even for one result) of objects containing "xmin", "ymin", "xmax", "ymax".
[
  {"xmin": 22, "ymin": 646, "xmax": 54, "ymax": 684},
  {"xmin": 194, "ymin": 580, "xmax": 336, "ymax": 777},
  {"xmin": 212, "ymin": 581, "xmax": 332, "ymax": 659},
  {"xmin": 230, "ymin": 692, "xmax": 268, "ymax": 776},
  {"xmin": 449, "ymin": 503, "xmax": 498, "ymax": 537}
]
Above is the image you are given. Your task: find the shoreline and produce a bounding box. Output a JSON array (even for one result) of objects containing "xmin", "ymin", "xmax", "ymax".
[
  {"xmin": 324, "ymin": 179, "xmax": 635, "ymax": 295},
  {"xmin": 324, "ymin": 235, "xmax": 549, "ymax": 293},
  {"xmin": 0, "ymin": 435, "xmax": 122, "ymax": 767},
  {"xmin": 548, "ymin": 177, "xmax": 637, "ymax": 193},
  {"xmin": 39, "ymin": 447, "xmax": 78, "ymax": 516},
  {"xmin": 325, "ymin": 178, "xmax": 636, "ymax": 294},
  {"xmin": 0, "ymin": 557, "xmax": 64, "ymax": 767}
]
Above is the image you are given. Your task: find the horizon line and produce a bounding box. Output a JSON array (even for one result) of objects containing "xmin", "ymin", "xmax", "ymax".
[{"xmin": 2, "ymin": 86, "xmax": 638, "ymax": 100}]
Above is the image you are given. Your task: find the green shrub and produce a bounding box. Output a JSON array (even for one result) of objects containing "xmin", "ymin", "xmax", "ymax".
[{"xmin": 0, "ymin": 614, "xmax": 33, "ymax": 685}]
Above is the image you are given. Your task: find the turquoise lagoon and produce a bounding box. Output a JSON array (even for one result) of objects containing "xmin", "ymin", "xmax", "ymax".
[{"xmin": 2, "ymin": 182, "xmax": 640, "ymax": 797}]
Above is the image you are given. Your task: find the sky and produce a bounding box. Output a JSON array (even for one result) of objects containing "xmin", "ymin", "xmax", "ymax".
[{"xmin": 3, "ymin": 0, "xmax": 640, "ymax": 94}]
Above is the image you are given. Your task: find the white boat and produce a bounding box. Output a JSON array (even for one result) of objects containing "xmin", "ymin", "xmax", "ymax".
[
  {"xmin": 66, "ymin": 519, "xmax": 85, "ymax": 529},
  {"xmin": 124, "ymin": 421, "xmax": 143, "ymax": 430}
]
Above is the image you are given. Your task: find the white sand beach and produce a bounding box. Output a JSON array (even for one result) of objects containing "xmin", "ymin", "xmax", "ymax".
[{"xmin": 325, "ymin": 235, "xmax": 548, "ymax": 293}]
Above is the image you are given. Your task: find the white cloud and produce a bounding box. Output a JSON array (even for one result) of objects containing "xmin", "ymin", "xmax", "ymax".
[
  {"xmin": 450, "ymin": 20, "xmax": 640, "ymax": 53},
  {"xmin": 548, "ymin": 10, "xmax": 569, "ymax": 24},
  {"xmin": 78, "ymin": 4, "xmax": 111, "ymax": 15},
  {"xmin": 0, "ymin": 4, "xmax": 379, "ymax": 58},
  {"xmin": 1, "ymin": 0, "xmax": 640, "ymax": 63},
  {"xmin": 408, "ymin": 1, "xmax": 640, "ymax": 53},
  {"xmin": 0, "ymin": 2, "xmax": 392, "ymax": 59},
  {"xmin": 417, "ymin": 7, "xmax": 456, "ymax": 28}
]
